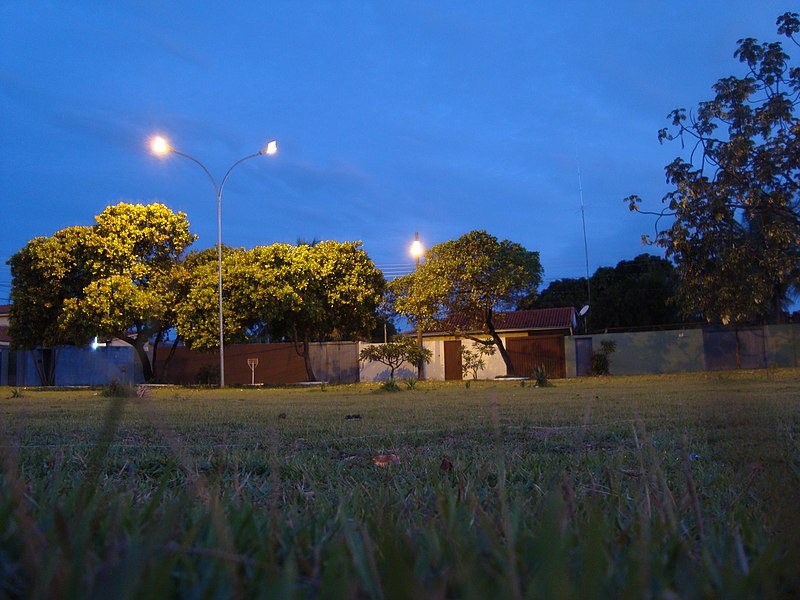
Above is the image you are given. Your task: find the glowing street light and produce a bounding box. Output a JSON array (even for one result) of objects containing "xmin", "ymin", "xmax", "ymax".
[
  {"xmin": 410, "ymin": 231, "xmax": 424, "ymax": 379},
  {"xmin": 150, "ymin": 134, "xmax": 278, "ymax": 387},
  {"xmin": 410, "ymin": 236, "xmax": 423, "ymax": 265},
  {"xmin": 150, "ymin": 135, "xmax": 171, "ymax": 156}
]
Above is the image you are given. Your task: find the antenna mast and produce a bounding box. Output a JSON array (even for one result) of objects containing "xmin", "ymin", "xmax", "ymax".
[{"xmin": 577, "ymin": 158, "xmax": 591, "ymax": 328}]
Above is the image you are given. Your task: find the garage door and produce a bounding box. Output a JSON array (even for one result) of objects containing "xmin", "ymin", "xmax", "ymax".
[{"xmin": 506, "ymin": 335, "xmax": 565, "ymax": 379}]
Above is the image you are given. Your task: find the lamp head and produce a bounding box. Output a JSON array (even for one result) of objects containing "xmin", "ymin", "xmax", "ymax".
[
  {"xmin": 410, "ymin": 239, "xmax": 423, "ymax": 258},
  {"xmin": 150, "ymin": 135, "xmax": 172, "ymax": 156},
  {"xmin": 261, "ymin": 140, "xmax": 278, "ymax": 156}
]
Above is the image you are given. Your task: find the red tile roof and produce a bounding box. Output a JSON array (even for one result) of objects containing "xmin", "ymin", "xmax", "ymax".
[
  {"xmin": 421, "ymin": 308, "xmax": 576, "ymax": 336},
  {"xmin": 491, "ymin": 308, "xmax": 576, "ymax": 330}
]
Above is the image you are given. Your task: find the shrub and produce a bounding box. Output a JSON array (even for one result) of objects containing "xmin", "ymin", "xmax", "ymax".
[
  {"xmin": 533, "ymin": 365, "xmax": 549, "ymax": 387},
  {"xmin": 360, "ymin": 337, "xmax": 432, "ymax": 380},
  {"xmin": 591, "ymin": 340, "xmax": 617, "ymax": 376},
  {"xmin": 460, "ymin": 343, "xmax": 496, "ymax": 380},
  {"xmin": 101, "ymin": 380, "xmax": 134, "ymax": 398},
  {"xmin": 196, "ymin": 364, "xmax": 220, "ymax": 386},
  {"xmin": 380, "ymin": 378, "xmax": 402, "ymax": 392}
]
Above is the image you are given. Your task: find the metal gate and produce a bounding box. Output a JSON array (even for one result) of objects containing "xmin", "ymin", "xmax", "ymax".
[
  {"xmin": 506, "ymin": 335, "xmax": 566, "ymax": 379},
  {"xmin": 575, "ymin": 337, "xmax": 593, "ymax": 376}
]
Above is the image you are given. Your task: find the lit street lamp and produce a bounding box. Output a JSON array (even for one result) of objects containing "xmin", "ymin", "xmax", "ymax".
[
  {"xmin": 410, "ymin": 231, "xmax": 424, "ymax": 379},
  {"xmin": 150, "ymin": 135, "xmax": 277, "ymax": 387}
]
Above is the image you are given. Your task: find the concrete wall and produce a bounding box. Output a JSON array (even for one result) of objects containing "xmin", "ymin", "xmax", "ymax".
[
  {"xmin": 56, "ymin": 346, "xmax": 143, "ymax": 385},
  {"xmin": 309, "ymin": 342, "xmax": 359, "ymax": 383},
  {"xmin": 9, "ymin": 346, "xmax": 142, "ymax": 386},
  {"xmin": 422, "ymin": 340, "xmax": 445, "ymax": 381},
  {"xmin": 765, "ymin": 324, "xmax": 800, "ymax": 368},
  {"xmin": 566, "ymin": 324, "xmax": 799, "ymax": 377},
  {"xmin": 10, "ymin": 324, "xmax": 798, "ymax": 386},
  {"xmin": 580, "ymin": 329, "xmax": 706, "ymax": 376}
]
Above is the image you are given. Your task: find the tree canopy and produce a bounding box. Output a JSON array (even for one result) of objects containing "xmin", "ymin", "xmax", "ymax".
[
  {"xmin": 7, "ymin": 226, "xmax": 96, "ymax": 384},
  {"xmin": 588, "ymin": 255, "xmax": 684, "ymax": 330},
  {"xmin": 521, "ymin": 254, "xmax": 684, "ymax": 331},
  {"xmin": 626, "ymin": 12, "xmax": 800, "ymax": 325},
  {"xmin": 178, "ymin": 240, "xmax": 385, "ymax": 381},
  {"xmin": 389, "ymin": 230, "xmax": 542, "ymax": 374},
  {"xmin": 9, "ymin": 202, "xmax": 196, "ymax": 382},
  {"xmin": 519, "ymin": 277, "xmax": 589, "ymax": 312}
]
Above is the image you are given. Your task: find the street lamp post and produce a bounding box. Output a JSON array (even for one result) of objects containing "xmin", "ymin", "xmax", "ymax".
[
  {"xmin": 150, "ymin": 135, "xmax": 277, "ymax": 388},
  {"xmin": 410, "ymin": 232, "xmax": 424, "ymax": 380}
]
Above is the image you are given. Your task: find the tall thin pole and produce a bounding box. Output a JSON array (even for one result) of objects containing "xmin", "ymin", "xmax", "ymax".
[
  {"xmin": 158, "ymin": 144, "xmax": 274, "ymax": 388},
  {"xmin": 217, "ymin": 187, "xmax": 225, "ymax": 387},
  {"xmin": 577, "ymin": 159, "xmax": 591, "ymax": 331},
  {"xmin": 412, "ymin": 231, "xmax": 424, "ymax": 380}
]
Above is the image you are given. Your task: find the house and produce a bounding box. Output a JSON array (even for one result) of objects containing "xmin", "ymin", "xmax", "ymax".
[
  {"xmin": 0, "ymin": 304, "xmax": 16, "ymax": 386},
  {"xmin": 414, "ymin": 307, "xmax": 577, "ymax": 380}
]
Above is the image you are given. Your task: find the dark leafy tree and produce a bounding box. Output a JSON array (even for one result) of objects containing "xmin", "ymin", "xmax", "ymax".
[
  {"xmin": 519, "ymin": 277, "xmax": 589, "ymax": 311},
  {"xmin": 522, "ymin": 255, "xmax": 685, "ymax": 331},
  {"xmin": 590, "ymin": 255, "xmax": 684, "ymax": 330},
  {"xmin": 626, "ymin": 12, "xmax": 800, "ymax": 325}
]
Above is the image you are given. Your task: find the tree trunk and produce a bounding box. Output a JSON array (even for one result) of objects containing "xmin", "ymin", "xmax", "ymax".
[
  {"xmin": 133, "ymin": 342, "xmax": 154, "ymax": 382},
  {"xmin": 150, "ymin": 338, "xmax": 160, "ymax": 381},
  {"xmin": 302, "ymin": 338, "xmax": 317, "ymax": 382},
  {"xmin": 159, "ymin": 337, "xmax": 181, "ymax": 383},
  {"xmin": 32, "ymin": 348, "xmax": 57, "ymax": 386},
  {"xmin": 734, "ymin": 328, "xmax": 742, "ymax": 370},
  {"xmin": 485, "ymin": 315, "xmax": 514, "ymax": 375}
]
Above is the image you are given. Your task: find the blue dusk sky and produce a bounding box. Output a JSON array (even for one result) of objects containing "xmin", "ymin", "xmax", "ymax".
[{"xmin": 0, "ymin": 1, "xmax": 796, "ymax": 306}]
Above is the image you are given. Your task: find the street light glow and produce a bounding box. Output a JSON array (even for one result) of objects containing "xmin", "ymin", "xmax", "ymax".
[
  {"xmin": 262, "ymin": 140, "xmax": 278, "ymax": 155},
  {"xmin": 410, "ymin": 239, "xmax": 423, "ymax": 258},
  {"xmin": 150, "ymin": 135, "xmax": 171, "ymax": 156}
]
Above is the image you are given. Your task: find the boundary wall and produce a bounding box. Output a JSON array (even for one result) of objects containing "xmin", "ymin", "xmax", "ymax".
[{"xmin": 3, "ymin": 324, "xmax": 798, "ymax": 386}]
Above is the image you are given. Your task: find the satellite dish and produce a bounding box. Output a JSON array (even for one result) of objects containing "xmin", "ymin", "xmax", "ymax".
[{"xmin": 579, "ymin": 305, "xmax": 589, "ymax": 317}]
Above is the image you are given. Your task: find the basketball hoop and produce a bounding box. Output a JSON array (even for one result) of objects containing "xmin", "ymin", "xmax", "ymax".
[{"xmin": 247, "ymin": 358, "xmax": 259, "ymax": 385}]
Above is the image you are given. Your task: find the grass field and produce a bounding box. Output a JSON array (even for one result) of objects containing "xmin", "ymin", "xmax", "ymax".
[{"xmin": 1, "ymin": 370, "xmax": 799, "ymax": 598}]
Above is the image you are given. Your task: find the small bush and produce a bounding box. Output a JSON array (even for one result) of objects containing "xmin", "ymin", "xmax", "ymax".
[
  {"xmin": 533, "ymin": 365, "xmax": 549, "ymax": 387},
  {"xmin": 591, "ymin": 340, "xmax": 617, "ymax": 376},
  {"xmin": 403, "ymin": 377, "xmax": 418, "ymax": 390},
  {"xmin": 380, "ymin": 378, "xmax": 402, "ymax": 392},
  {"xmin": 196, "ymin": 364, "xmax": 220, "ymax": 385},
  {"xmin": 461, "ymin": 343, "xmax": 496, "ymax": 380},
  {"xmin": 101, "ymin": 380, "xmax": 134, "ymax": 398},
  {"xmin": 9, "ymin": 388, "xmax": 23, "ymax": 398}
]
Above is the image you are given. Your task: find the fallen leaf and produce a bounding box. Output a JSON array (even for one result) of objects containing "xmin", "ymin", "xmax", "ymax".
[{"xmin": 373, "ymin": 453, "xmax": 400, "ymax": 467}]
